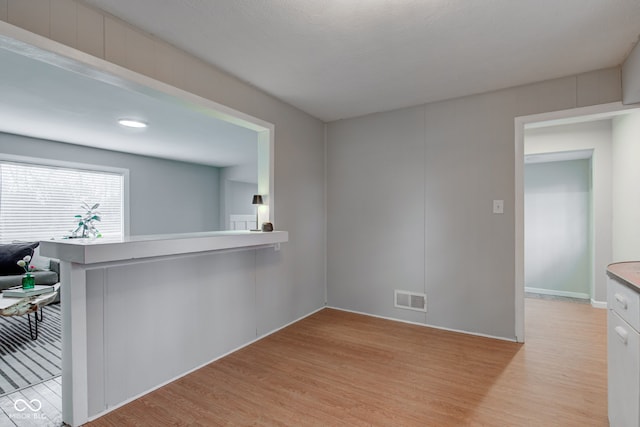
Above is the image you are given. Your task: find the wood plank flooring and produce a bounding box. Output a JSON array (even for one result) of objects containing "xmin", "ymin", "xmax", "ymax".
[
  {"xmin": 89, "ymin": 298, "xmax": 608, "ymax": 426},
  {"xmin": 0, "ymin": 376, "xmax": 63, "ymax": 426}
]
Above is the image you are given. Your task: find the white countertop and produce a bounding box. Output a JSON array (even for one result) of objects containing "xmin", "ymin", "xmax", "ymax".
[{"xmin": 39, "ymin": 230, "xmax": 288, "ymax": 265}]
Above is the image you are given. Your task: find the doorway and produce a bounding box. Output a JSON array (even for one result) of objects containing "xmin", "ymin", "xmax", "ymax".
[
  {"xmin": 515, "ymin": 102, "xmax": 640, "ymax": 342},
  {"xmin": 524, "ymin": 153, "xmax": 593, "ymax": 302}
]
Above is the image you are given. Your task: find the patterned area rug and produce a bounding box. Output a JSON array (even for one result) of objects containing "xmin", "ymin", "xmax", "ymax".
[{"xmin": 0, "ymin": 303, "xmax": 61, "ymax": 396}]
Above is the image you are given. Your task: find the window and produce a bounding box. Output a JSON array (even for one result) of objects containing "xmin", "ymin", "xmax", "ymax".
[{"xmin": 0, "ymin": 158, "xmax": 125, "ymax": 242}]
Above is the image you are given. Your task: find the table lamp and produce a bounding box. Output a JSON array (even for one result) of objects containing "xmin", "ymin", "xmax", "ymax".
[{"xmin": 251, "ymin": 194, "xmax": 263, "ymax": 231}]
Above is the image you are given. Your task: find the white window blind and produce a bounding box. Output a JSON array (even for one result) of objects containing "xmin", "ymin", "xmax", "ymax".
[{"xmin": 0, "ymin": 161, "xmax": 124, "ymax": 242}]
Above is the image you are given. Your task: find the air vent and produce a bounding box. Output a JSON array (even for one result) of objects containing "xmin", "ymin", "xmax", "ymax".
[{"xmin": 394, "ymin": 290, "xmax": 427, "ymax": 312}]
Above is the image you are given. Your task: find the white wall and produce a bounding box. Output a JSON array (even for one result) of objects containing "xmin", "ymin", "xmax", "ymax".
[
  {"xmin": 327, "ymin": 106, "xmax": 426, "ymax": 323},
  {"xmin": 524, "ymin": 120, "xmax": 613, "ymax": 303},
  {"xmin": 0, "ymin": 132, "xmax": 221, "ymax": 235},
  {"xmin": 222, "ymin": 179, "xmax": 258, "ymax": 229},
  {"xmin": 86, "ymin": 250, "xmax": 260, "ymax": 416},
  {"xmin": 524, "ymin": 160, "xmax": 591, "ymax": 298},
  {"xmin": 328, "ymin": 69, "xmax": 621, "ymax": 340},
  {"xmin": 0, "ymin": 0, "xmax": 325, "ymax": 390},
  {"xmin": 612, "ymin": 111, "xmax": 640, "ymax": 260},
  {"xmin": 227, "ymin": 180, "xmax": 258, "ymax": 216},
  {"xmin": 622, "ymin": 38, "xmax": 640, "ymax": 105},
  {"xmin": 219, "ymin": 165, "xmax": 259, "ymax": 230}
]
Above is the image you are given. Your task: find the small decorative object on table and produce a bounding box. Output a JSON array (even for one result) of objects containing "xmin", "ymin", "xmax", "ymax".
[
  {"xmin": 17, "ymin": 255, "xmax": 36, "ymax": 289},
  {"xmin": 70, "ymin": 202, "xmax": 102, "ymax": 238},
  {"xmin": 261, "ymin": 222, "xmax": 274, "ymax": 232}
]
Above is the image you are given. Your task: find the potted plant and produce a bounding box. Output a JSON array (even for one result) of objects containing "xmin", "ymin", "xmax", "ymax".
[
  {"xmin": 70, "ymin": 202, "xmax": 102, "ymax": 239},
  {"xmin": 17, "ymin": 255, "xmax": 36, "ymax": 289}
]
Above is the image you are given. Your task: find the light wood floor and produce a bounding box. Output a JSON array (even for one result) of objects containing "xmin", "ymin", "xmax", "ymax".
[{"xmin": 88, "ymin": 298, "xmax": 608, "ymax": 426}]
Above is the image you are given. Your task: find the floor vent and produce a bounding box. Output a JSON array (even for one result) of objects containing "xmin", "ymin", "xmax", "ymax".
[{"xmin": 394, "ymin": 290, "xmax": 427, "ymax": 312}]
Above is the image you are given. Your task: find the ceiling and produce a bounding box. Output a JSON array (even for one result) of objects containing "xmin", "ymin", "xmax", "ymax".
[
  {"xmin": 82, "ymin": 0, "xmax": 640, "ymax": 122},
  {"xmin": 0, "ymin": 42, "xmax": 259, "ymax": 173}
]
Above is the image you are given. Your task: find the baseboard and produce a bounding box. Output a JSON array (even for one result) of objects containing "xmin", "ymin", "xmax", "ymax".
[
  {"xmin": 86, "ymin": 305, "xmax": 326, "ymax": 423},
  {"xmin": 525, "ymin": 286, "xmax": 590, "ymax": 300},
  {"xmin": 591, "ymin": 299, "xmax": 607, "ymax": 309},
  {"xmin": 326, "ymin": 306, "xmax": 517, "ymax": 343}
]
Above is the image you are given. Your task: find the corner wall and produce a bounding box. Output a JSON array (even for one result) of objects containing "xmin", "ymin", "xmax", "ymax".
[{"xmin": 327, "ymin": 69, "xmax": 621, "ymax": 340}]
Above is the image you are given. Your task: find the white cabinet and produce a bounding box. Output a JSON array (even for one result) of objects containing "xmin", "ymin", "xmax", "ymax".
[{"xmin": 608, "ymin": 276, "xmax": 640, "ymax": 427}]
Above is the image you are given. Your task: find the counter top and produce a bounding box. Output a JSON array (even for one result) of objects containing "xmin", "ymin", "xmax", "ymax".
[
  {"xmin": 39, "ymin": 230, "xmax": 288, "ymax": 265},
  {"xmin": 607, "ymin": 261, "xmax": 640, "ymax": 293}
]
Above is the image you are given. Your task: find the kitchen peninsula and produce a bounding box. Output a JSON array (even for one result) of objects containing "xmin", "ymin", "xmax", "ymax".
[{"xmin": 40, "ymin": 230, "xmax": 288, "ymax": 426}]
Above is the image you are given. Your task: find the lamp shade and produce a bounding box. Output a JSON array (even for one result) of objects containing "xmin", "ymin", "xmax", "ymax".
[{"xmin": 252, "ymin": 194, "xmax": 263, "ymax": 205}]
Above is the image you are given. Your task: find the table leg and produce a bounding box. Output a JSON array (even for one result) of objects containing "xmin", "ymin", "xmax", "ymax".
[{"xmin": 27, "ymin": 311, "xmax": 38, "ymax": 340}]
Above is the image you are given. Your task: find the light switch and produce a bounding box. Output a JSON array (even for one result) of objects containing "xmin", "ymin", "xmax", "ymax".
[{"xmin": 493, "ymin": 200, "xmax": 504, "ymax": 214}]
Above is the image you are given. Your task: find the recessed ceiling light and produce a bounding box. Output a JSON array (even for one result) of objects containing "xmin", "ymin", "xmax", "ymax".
[{"xmin": 118, "ymin": 119, "xmax": 147, "ymax": 128}]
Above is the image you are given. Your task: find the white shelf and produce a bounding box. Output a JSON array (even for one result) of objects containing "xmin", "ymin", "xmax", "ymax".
[{"xmin": 39, "ymin": 230, "xmax": 288, "ymax": 265}]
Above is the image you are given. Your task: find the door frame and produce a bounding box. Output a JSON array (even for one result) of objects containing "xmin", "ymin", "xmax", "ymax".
[{"xmin": 514, "ymin": 101, "xmax": 635, "ymax": 342}]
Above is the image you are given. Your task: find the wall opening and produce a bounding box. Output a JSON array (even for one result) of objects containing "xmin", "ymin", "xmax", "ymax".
[{"xmin": 515, "ymin": 102, "xmax": 640, "ymax": 342}]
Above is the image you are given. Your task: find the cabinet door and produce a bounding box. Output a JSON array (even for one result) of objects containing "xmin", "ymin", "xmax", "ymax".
[
  {"xmin": 608, "ymin": 277, "xmax": 640, "ymax": 330},
  {"xmin": 608, "ymin": 310, "xmax": 640, "ymax": 427}
]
